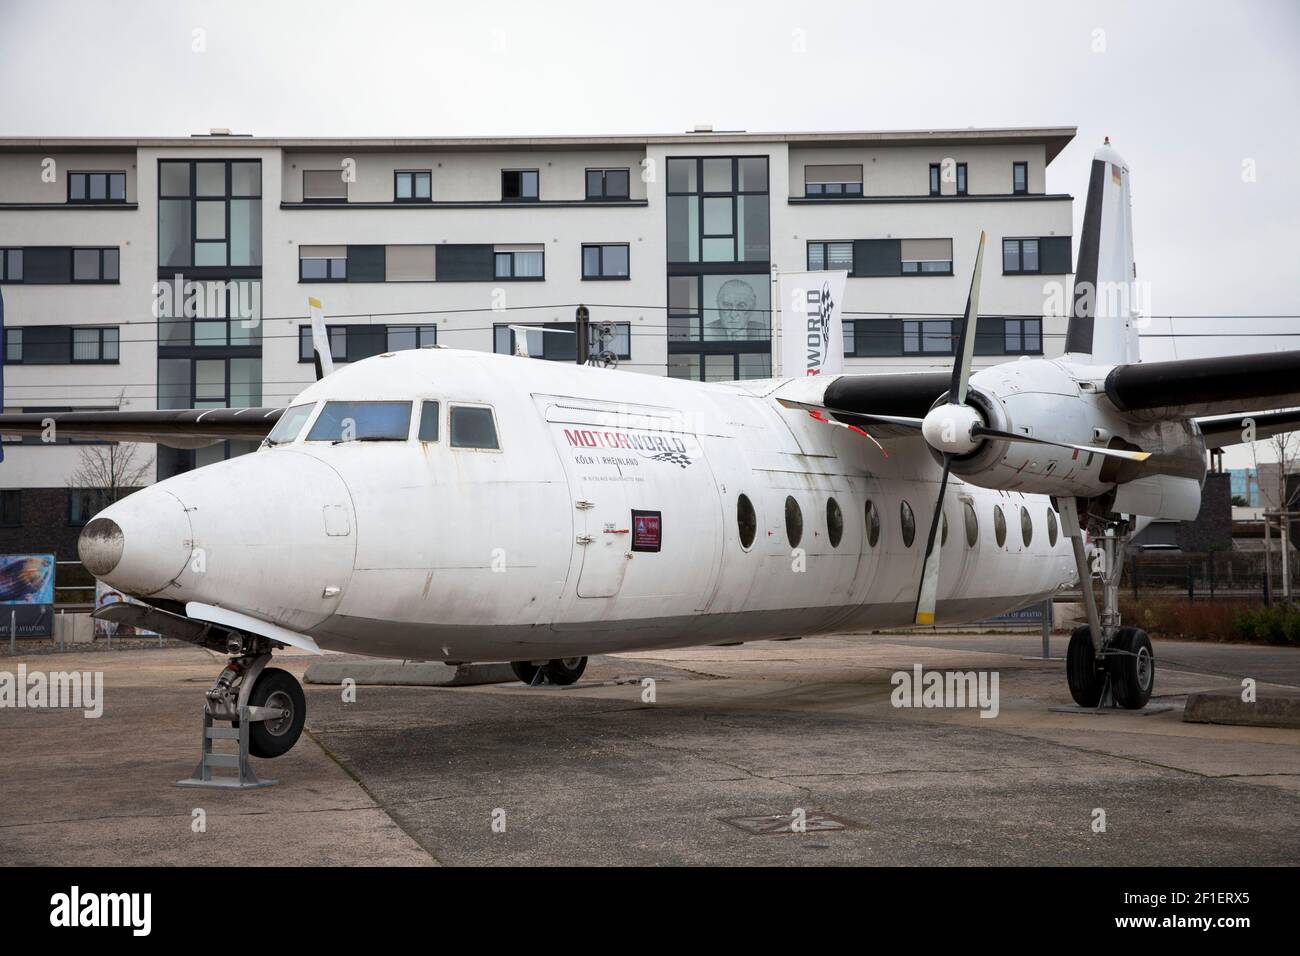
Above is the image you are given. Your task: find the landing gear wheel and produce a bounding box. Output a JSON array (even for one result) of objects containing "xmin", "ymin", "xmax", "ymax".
[
  {"xmin": 510, "ymin": 661, "xmax": 541, "ymax": 685},
  {"xmin": 541, "ymin": 656, "xmax": 587, "ymax": 686},
  {"xmin": 1066, "ymin": 625, "xmax": 1106, "ymax": 707},
  {"xmin": 247, "ymin": 667, "xmax": 306, "ymax": 759},
  {"xmin": 1108, "ymin": 627, "xmax": 1155, "ymax": 709}
]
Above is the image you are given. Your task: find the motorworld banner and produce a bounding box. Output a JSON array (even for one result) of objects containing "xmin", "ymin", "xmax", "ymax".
[{"xmin": 778, "ymin": 270, "xmax": 848, "ymax": 377}]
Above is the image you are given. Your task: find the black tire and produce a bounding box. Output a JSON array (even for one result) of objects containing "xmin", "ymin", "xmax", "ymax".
[
  {"xmin": 541, "ymin": 656, "xmax": 587, "ymax": 686},
  {"xmin": 247, "ymin": 667, "xmax": 306, "ymax": 759},
  {"xmin": 510, "ymin": 661, "xmax": 542, "ymax": 685},
  {"xmin": 1066, "ymin": 625, "xmax": 1106, "ymax": 707},
  {"xmin": 1108, "ymin": 627, "xmax": 1155, "ymax": 709}
]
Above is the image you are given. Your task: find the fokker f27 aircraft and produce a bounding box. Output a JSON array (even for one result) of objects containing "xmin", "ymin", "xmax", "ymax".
[{"xmin": 3, "ymin": 142, "xmax": 1298, "ymax": 762}]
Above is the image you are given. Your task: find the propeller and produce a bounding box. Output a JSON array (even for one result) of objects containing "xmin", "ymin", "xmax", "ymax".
[{"xmin": 912, "ymin": 232, "xmax": 987, "ymax": 625}]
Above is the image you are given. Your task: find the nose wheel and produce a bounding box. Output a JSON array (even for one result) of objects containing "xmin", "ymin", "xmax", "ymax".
[
  {"xmin": 510, "ymin": 657, "xmax": 588, "ymax": 686},
  {"xmin": 178, "ymin": 637, "xmax": 308, "ymax": 789}
]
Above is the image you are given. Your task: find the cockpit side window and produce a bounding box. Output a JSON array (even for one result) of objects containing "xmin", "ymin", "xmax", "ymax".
[
  {"xmin": 418, "ymin": 401, "xmax": 439, "ymax": 442},
  {"xmin": 449, "ymin": 405, "xmax": 499, "ymax": 450},
  {"xmin": 306, "ymin": 401, "xmax": 412, "ymax": 442},
  {"xmin": 265, "ymin": 403, "xmax": 315, "ymax": 446}
]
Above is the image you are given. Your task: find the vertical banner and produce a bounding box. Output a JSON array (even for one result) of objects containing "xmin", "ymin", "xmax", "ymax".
[{"xmin": 778, "ymin": 271, "xmax": 848, "ymax": 378}]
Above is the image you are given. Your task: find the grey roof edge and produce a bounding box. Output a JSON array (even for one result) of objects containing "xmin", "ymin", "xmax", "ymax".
[{"xmin": 0, "ymin": 126, "xmax": 1078, "ymax": 163}]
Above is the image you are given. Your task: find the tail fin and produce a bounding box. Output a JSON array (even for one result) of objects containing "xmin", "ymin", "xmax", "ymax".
[
  {"xmin": 307, "ymin": 297, "xmax": 334, "ymax": 380},
  {"xmin": 1066, "ymin": 140, "xmax": 1141, "ymax": 365}
]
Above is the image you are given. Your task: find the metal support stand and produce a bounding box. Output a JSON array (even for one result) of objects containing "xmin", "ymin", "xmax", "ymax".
[
  {"xmin": 176, "ymin": 640, "xmax": 284, "ymax": 790},
  {"xmin": 176, "ymin": 705, "xmax": 276, "ymax": 790}
]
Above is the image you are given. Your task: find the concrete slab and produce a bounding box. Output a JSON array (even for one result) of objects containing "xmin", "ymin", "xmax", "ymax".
[
  {"xmin": 3, "ymin": 635, "xmax": 1298, "ymax": 865},
  {"xmin": 1184, "ymin": 688, "xmax": 1300, "ymax": 729}
]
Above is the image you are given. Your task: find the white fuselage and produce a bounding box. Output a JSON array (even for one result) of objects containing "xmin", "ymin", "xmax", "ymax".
[{"xmin": 94, "ymin": 349, "xmax": 1076, "ymax": 662}]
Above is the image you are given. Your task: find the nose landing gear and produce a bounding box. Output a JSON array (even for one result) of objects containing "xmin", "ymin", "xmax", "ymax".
[{"xmin": 177, "ymin": 635, "xmax": 307, "ymax": 790}]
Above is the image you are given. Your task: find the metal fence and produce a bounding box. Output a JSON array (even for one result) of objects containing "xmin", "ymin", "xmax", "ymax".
[{"xmin": 1124, "ymin": 549, "xmax": 1299, "ymax": 604}]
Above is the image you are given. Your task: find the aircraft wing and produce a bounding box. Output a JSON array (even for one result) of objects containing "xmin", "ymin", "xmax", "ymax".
[
  {"xmin": 1195, "ymin": 408, "xmax": 1300, "ymax": 450},
  {"xmin": 1104, "ymin": 349, "xmax": 1300, "ymax": 421},
  {"xmin": 0, "ymin": 407, "xmax": 284, "ymax": 449}
]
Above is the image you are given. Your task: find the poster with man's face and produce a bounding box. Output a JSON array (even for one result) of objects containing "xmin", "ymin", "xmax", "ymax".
[{"xmin": 703, "ymin": 275, "xmax": 770, "ymax": 341}]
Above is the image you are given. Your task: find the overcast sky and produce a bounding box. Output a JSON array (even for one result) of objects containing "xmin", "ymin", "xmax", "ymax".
[{"xmin": 2, "ymin": 0, "xmax": 1297, "ymax": 463}]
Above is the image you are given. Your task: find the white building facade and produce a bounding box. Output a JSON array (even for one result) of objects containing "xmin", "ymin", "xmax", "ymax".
[{"xmin": 0, "ymin": 126, "xmax": 1076, "ymax": 557}]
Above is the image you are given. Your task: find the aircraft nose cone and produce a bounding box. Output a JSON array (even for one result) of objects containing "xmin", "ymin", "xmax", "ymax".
[
  {"xmin": 82, "ymin": 489, "xmax": 193, "ymax": 597},
  {"xmin": 78, "ymin": 517, "xmax": 125, "ymax": 576}
]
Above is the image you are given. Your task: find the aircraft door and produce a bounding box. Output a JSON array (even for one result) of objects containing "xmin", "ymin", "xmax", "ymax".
[{"xmin": 572, "ymin": 474, "xmax": 632, "ymax": 598}]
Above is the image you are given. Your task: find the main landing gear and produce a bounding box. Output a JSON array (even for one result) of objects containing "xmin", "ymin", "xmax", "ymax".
[
  {"xmin": 510, "ymin": 657, "xmax": 588, "ymax": 686},
  {"xmin": 1059, "ymin": 500, "xmax": 1155, "ymax": 710},
  {"xmin": 177, "ymin": 634, "xmax": 306, "ymax": 790}
]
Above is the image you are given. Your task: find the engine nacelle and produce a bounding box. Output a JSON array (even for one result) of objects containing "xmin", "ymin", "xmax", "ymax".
[{"xmin": 940, "ymin": 359, "xmax": 1206, "ymax": 517}]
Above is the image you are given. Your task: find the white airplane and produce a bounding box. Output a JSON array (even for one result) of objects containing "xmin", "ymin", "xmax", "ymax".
[{"xmin": 4, "ymin": 142, "xmax": 1298, "ymax": 762}]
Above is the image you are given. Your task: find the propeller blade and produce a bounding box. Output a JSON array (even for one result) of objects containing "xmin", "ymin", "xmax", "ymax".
[
  {"xmin": 913, "ymin": 455, "xmax": 952, "ymax": 626},
  {"xmin": 950, "ymin": 231, "xmax": 987, "ymax": 406},
  {"xmin": 970, "ymin": 425, "xmax": 1152, "ymax": 462},
  {"xmin": 308, "ymin": 297, "xmax": 334, "ymax": 381},
  {"xmin": 776, "ymin": 398, "xmax": 923, "ymax": 431}
]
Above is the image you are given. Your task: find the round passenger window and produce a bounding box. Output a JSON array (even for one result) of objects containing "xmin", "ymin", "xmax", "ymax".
[
  {"xmin": 785, "ymin": 496, "xmax": 803, "ymax": 549},
  {"xmin": 994, "ymin": 505, "xmax": 1007, "ymax": 548},
  {"xmin": 900, "ymin": 501, "xmax": 916, "ymax": 548},
  {"xmin": 1046, "ymin": 507, "xmax": 1059, "ymax": 547},
  {"xmin": 737, "ymin": 494, "xmax": 757, "ymax": 549},
  {"xmin": 1021, "ymin": 506, "xmax": 1033, "ymax": 547},
  {"xmin": 963, "ymin": 500, "xmax": 979, "ymax": 548},
  {"xmin": 826, "ymin": 497, "xmax": 844, "ymax": 548},
  {"xmin": 865, "ymin": 500, "xmax": 880, "ymax": 548}
]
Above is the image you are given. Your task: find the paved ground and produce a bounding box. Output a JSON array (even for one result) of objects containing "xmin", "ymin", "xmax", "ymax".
[{"xmin": 2, "ymin": 633, "xmax": 1298, "ymax": 866}]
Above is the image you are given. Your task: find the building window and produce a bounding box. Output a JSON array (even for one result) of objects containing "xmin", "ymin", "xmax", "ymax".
[
  {"xmin": 157, "ymin": 357, "xmax": 262, "ymax": 414},
  {"xmin": 1012, "ymin": 161, "xmax": 1028, "ymax": 195},
  {"xmin": 585, "ymin": 168, "xmax": 630, "ymax": 200},
  {"xmin": 806, "ymin": 241, "xmax": 854, "ymax": 272},
  {"xmin": 0, "ymin": 490, "xmax": 20, "ymax": 526},
  {"xmin": 929, "ymin": 164, "xmax": 941, "ymax": 196},
  {"xmin": 159, "ymin": 160, "xmax": 262, "ymax": 268},
  {"xmin": 667, "ymin": 156, "xmax": 769, "ymax": 264},
  {"xmin": 581, "ymin": 243, "xmax": 629, "ymax": 279},
  {"xmin": 0, "ymin": 249, "xmax": 23, "ymax": 282},
  {"xmin": 298, "ymin": 324, "xmax": 435, "ymax": 363},
  {"xmin": 956, "ymin": 163, "xmax": 968, "ymax": 196},
  {"xmin": 302, "ymin": 169, "xmax": 348, "ymax": 202},
  {"xmin": 394, "ymin": 170, "xmax": 432, "ymax": 202},
  {"xmin": 903, "ymin": 320, "xmax": 956, "ymax": 354},
  {"xmin": 299, "ymin": 251, "xmax": 347, "ymax": 281},
  {"xmin": 69, "ymin": 489, "xmax": 106, "ymax": 527},
  {"xmin": 667, "ymin": 351, "xmax": 770, "ymax": 381},
  {"xmin": 803, "ymin": 164, "xmax": 862, "ymax": 196},
  {"xmin": 73, "ymin": 248, "xmax": 120, "ymax": 282},
  {"xmin": 846, "ymin": 317, "xmax": 1042, "ymax": 358},
  {"xmin": 502, "ymin": 169, "xmax": 539, "ymax": 201},
  {"xmin": 69, "ymin": 172, "xmax": 127, "ymax": 204},
  {"xmin": 4, "ymin": 326, "xmax": 119, "ymax": 364},
  {"xmin": 899, "ymin": 239, "xmax": 953, "ymax": 274},
  {"xmin": 668, "ymin": 274, "xmax": 771, "ymax": 342},
  {"xmin": 1002, "ymin": 236, "xmax": 1071, "ymax": 275},
  {"xmin": 493, "ymin": 246, "xmax": 544, "ymax": 279}
]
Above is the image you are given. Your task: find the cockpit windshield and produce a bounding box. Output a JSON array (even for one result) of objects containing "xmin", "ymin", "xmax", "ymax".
[
  {"xmin": 265, "ymin": 403, "xmax": 315, "ymax": 446},
  {"xmin": 306, "ymin": 401, "xmax": 412, "ymax": 442}
]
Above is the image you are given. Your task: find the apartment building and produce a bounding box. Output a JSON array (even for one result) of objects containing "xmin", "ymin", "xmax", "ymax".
[{"xmin": 0, "ymin": 126, "xmax": 1076, "ymax": 558}]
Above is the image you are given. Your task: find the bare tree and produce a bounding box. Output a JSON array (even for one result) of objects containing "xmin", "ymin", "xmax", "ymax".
[
  {"xmin": 1250, "ymin": 429, "xmax": 1300, "ymax": 600},
  {"xmin": 65, "ymin": 390, "xmax": 154, "ymax": 513}
]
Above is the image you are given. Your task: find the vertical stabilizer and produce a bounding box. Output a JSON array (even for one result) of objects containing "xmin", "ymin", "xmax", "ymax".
[{"xmin": 1066, "ymin": 141, "xmax": 1141, "ymax": 365}]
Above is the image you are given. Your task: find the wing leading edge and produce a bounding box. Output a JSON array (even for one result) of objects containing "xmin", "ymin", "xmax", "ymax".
[{"xmin": 0, "ymin": 407, "xmax": 284, "ymax": 449}]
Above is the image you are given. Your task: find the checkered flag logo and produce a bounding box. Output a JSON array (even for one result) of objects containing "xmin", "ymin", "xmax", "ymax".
[{"xmin": 646, "ymin": 450, "xmax": 692, "ymax": 469}]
